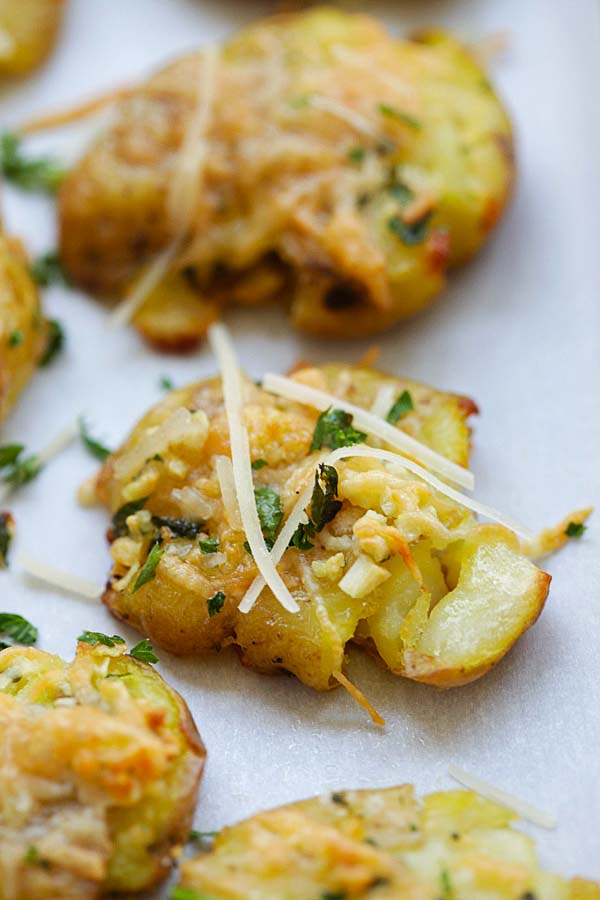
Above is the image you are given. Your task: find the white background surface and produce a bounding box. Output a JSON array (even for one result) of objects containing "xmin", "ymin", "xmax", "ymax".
[{"xmin": 1, "ymin": 0, "xmax": 599, "ymax": 891}]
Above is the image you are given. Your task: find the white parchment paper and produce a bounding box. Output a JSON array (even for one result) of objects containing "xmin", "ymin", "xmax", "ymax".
[{"xmin": 1, "ymin": 0, "xmax": 599, "ymax": 890}]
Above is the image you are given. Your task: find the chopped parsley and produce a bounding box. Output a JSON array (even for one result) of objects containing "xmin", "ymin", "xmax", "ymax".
[
  {"xmin": 7, "ymin": 329, "xmax": 23, "ymax": 347},
  {"xmin": 130, "ymin": 638, "xmax": 158, "ymax": 664},
  {"xmin": 24, "ymin": 845, "xmax": 49, "ymax": 868},
  {"xmin": 347, "ymin": 146, "xmax": 366, "ymax": 165},
  {"xmin": 0, "ymin": 444, "xmax": 23, "ymax": 467},
  {"xmin": 79, "ymin": 417, "xmax": 111, "ymax": 461},
  {"xmin": 152, "ymin": 516, "xmax": 204, "ymax": 539},
  {"xmin": 170, "ymin": 888, "xmax": 218, "ymax": 900},
  {"xmin": 330, "ymin": 791, "xmax": 348, "ymax": 805},
  {"xmin": 0, "ymin": 612, "xmax": 38, "ymax": 646},
  {"xmin": 389, "ymin": 182, "xmax": 414, "ymax": 205},
  {"xmin": 133, "ymin": 542, "xmax": 164, "ymax": 592},
  {"xmin": 254, "ymin": 486, "xmax": 283, "ymax": 549},
  {"xmin": 0, "ymin": 512, "xmax": 15, "ymax": 567},
  {"xmin": 30, "ymin": 252, "xmax": 69, "ymax": 287},
  {"xmin": 188, "ymin": 830, "xmax": 219, "ymax": 842},
  {"xmin": 310, "ymin": 407, "xmax": 366, "ymax": 452},
  {"xmin": 386, "ymin": 389, "xmax": 414, "ymax": 424},
  {"xmin": 39, "ymin": 319, "xmax": 64, "ymax": 366},
  {"xmin": 207, "ymin": 590, "xmax": 226, "ymax": 618},
  {"xmin": 377, "ymin": 103, "xmax": 421, "ymax": 129},
  {"xmin": 388, "ymin": 212, "xmax": 432, "ymax": 246},
  {"xmin": 1, "ymin": 450, "xmax": 43, "ymax": 488},
  {"xmin": 440, "ymin": 868, "xmax": 453, "ymax": 899},
  {"xmin": 290, "ymin": 464, "xmax": 342, "ymax": 550},
  {"xmin": 251, "ymin": 458, "xmax": 268, "ymax": 470},
  {"xmin": 565, "ymin": 521, "xmax": 586, "ymax": 538},
  {"xmin": 159, "ymin": 374, "xmax": 175, "ymax": 391},
  {"xmin": 0, "ymin": 132, "xmax": 67, "ymax": 193},
  {"xmin": 77, "ymin": 631, "xmax": 125, "ymax": 648},
  {"xmin": 199, "ymin": 537, "xmax": 219, "ymax": 554},
  {"xmin": 111, "ymin": 498, "xmax": 148, "ymax": 538}
]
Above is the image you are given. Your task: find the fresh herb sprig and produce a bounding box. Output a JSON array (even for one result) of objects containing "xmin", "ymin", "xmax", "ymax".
[
  {"xmin": 310, "ymin": 408, "xmax": 366, "ymax": 452},
  {"xmin": 290, "ymin": 464, "xmax": 342, "ymax": 550},
  {"xmin": 0, "ymin": 444, "xmax": 42, "ymax": 489},
  {"xmin": 0, "ymin": 512, "xmax": 14, "ymax": 567},
  {"xmin": 30, "ymin": 252, "xmax": 69, "ymax": 287},
  {"xmin": 0, "ymin": 132, "xmax": 67, "ymax": 193},
  {"xmin": 0, "ymin": 612, "xmax": 38, "ymax": 647},
  {"xmin": 133, "ymin": 542, "xmax": 164, "ymax": 592},
  {"xmin": 254, "ymin": 486, "xmax": 283, "ymax": 549},
  {"xmin": 130, "ymin": 638, "xmax": 158, "ymax": 664},
  {"xmin": 386, "ymin": 390, "xmax": 414, "ymax": 424},
  {"xmin": 79, "ymin": 417, "xmax": 112, "ymax": 462},
  {"xmin": 39, "ymin": 319, "xmax": 64, "ymax": 366}
]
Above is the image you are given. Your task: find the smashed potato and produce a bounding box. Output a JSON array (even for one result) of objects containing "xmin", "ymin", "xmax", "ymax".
[
  {"xmin": 59, "ymin": 8, "xmax": 514, "ymax": 347},
  {"xmin": 91, "ymin": 364, "xmax": 556, "ymax": 693},
  {"xmin": 0, "ymin": 638, "xmax": 205, "ymax": 898},
  {"xmin": 0, "ymin": 234, "xmax": 49, "ymax": 423},
  {"xmin": 177, "ymin": 785, "xmax": 599, "ymax": 899},
  {"xmin": 0, "ymin": 0, "xmax": 65, "ymax": 76}
]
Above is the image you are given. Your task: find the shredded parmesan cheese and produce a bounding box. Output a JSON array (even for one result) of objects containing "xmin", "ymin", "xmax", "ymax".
[
  {"xmin": 262, "ymin": 373, "xmax": 474, "ymax": 490},
  {"xmin": 18, "ymin": 553, "xmax": 103, "ymax": 601},
  {"xmin": 333, "ymin": 670, "xmax": 385, "ymax": 727},
  {"xmin": 369, "ymin": 383, "xmax": 397, "ymax": 419},
  {"xmin": 208, "ymin": 324, "xmax": 299, "ymax": 614},
  {"xmin": 214, "ymin": 455, "xmax": 242, "ymax": 530},
  {"xmin": 108, "ymin": 45, "xmax": 219, "ymax": 328},
  {"xmin": 448, "ymin": 765, "xmax": 556, "ymax": 829},
  {"xmin": 309, "ymin": 94, "xmax": 379, "ymax": 138},
  {"xmin": 0, "ymin": 420, "xmax": 78, "ymax": 504}
]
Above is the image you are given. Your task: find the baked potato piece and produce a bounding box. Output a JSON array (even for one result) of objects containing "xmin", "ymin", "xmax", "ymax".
[
  {"xmin": 90, "ymin": 363, "xmax": 555, "ymax": 694},
  {"xmin": 0, "ymin": 233, "xmax": 49, "ymax": 423},
  {"xmin": 59, "ymin": 8, "xmax": 514, "ymax": 347},
  {"xmin": 178, "ymin": 785, "xmax": 599, "ymax": 900},
  {"xmin": 0, "ymin": 638, "xmax": 205, "ymax": 898},
  {"xmin": 0, "ymin": 0, "xmax": 65, "ymax": 76}
]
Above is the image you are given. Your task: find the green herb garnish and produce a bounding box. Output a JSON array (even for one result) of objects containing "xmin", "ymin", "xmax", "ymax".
[
  {"xmin": 565, "ymin": 521, "xmax": 586, "ymax": 538},
  {"xmin": 388, "ymin": 212, "xmax": 432, "ymax": 246},
  {"xmin": 130, "ymin": 638, "xmax": 158, "ymax": 664},
  {"xmin": 207, "ymin": 590, "xmax": 226, "ymax": 617},
  {"xmin": 3, "ymin": 453, "xmax": 42, "ymax": 488},
  {"xmin": 79, "ymin": 417, "xmax": 111, "ymax": 462},
  {"xmin": 111, "ymin": 498, "xmax": 148, "ymax": 538},
  {"xmin": 377, "ymin": 103, "xmax": 421, "ymax": 129},
  {"xmin": 0, "ymin": 444, "xmax": 24, "ymax": 467},
  {"xmin": 0, "ymin": 612, "xmax": 38, "ymax": 645},
  {"xmin": 440, "ymin": 868, "xmax": 453, "ymax": 899},
  {"xmin": 171, "ymin": 888, "xmax": 220, "ymax": 900},
  {"xmin": 386, "ymin": 389, "xmax": 414, "ymax": 424},
  {"xmin": 39, "ymin": 319, "xmax": 64, "ymax": 366},
  {"xmin": 310, "ymin": 407, "xmax": 366, "ymax": 452},
  {"xmin": 251, "ymin": 458, "xmax": 268, "ymax": 470},
  {"xmin": 78, "ymin": 631, "xmax": 126, "ymax": 648},
  {"xmin": 24, "ymin": 845, "xmax": 49, "ymax": 868},
  {"xmin": 159, "ymin": 375, "xmax": 174, "ymax": 391},
  {"xmin": 290, "ymin": 464, "xmax": 342, "ymax": 550},
  {"xmin": 7, "ymin": 329, "xmax": 23, "ymax": 347},
  {"xmin": 0, "ymin": 512, "xmax": 15, "ymax": 567},
  {"xmin": 30, "ymin": 252, "xmax": 69, "ymax": 287},
  {"xmin": 0, "ymin": 132, "xmax": 67, "ymax": 193},
  {"xmin": 133, "ymin": 542, "xmax": 164, "ymax": 592},
  {"xmin": 152, "ymin": 516, "xmax": 203, "ymax": 539},
  {"xmin": 199, "ymin": 537, "xmax": 219, "ymax": 554},
  {"xmin": 188, "ymin": 830, "xmax": 219, "ymax": 842},
  {"xmin": 348, "ymin": 146, "xmax": 366, "ymax": 164},
  {"xmin": 254, "ymin": 486, "xmax": 283, "ymax": 549},
  {"xmin": 389, "ymin": 182, "xmax": 414, "ymax": 205}
]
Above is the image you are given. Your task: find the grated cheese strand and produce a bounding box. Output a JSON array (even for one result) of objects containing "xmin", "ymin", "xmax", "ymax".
[
  {"xmin": 309, "ymin": 94, "xmax": 379, "ymax": 139},
  {"xmin": 239, "ymin": 443, "xmax": 533, "ymax": 614},
  {"xmin": 108, "ymin": 45, "xmax": 219, "ymax": 329},
  {"xmin": 208, "ymin": 324, "xmax": 299, "ymax": 614},
  {"xmin": 18, "ymin": 553, "xmax": 103, "ymax": 601},
  {"xmin": 262, "ymin": 373, "xmax": 474, "ymax": 491},
  {"xmin": 333, "ymin": 670, "xmax": 385, "ymax": 727},
  {"xmin": 214, "ymin": 455, "xmax": 242, "ymax": 530},
  {"xmin": 448, "ymin": 765, "xmax": 556, "ymax": 829},
  {"xmin": 0, "ymin": 420, "xmax": 78, "ymax": 504}
]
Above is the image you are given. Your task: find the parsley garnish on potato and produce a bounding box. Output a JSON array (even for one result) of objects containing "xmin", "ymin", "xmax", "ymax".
[
  {"xmin": 290, "ymin": 464, "xmax": 343, "ymax": 550},
  {"xmin": 377, "ymin": 103, "xmax": 421, "ymax": 129},
  {"xmin": 130, "ymin": 638, "xmax": 159, "ymax": 664},
  {"xmin": 388, "ymin": 212, "xmax": 432, "ymax": 246},
  {"xmin": 39, "ymin": 319, "xmax": 65, "ymax": 366},
  {"xmin": 30, "ymin": 252, "xmax": 69, "ymax": 287},
  {"xmin": 111, "ymin": 498, "xmax": 148, "ymax": 538},
  {"xmin": 199, "ymin": 537, "xmax": 219, "ymax": 554},
  {"xmin": 565, "ymin": 521, "xmax": 586, "ymax": 538},
  {"xmin": 386, "ymin": 389, "xmax": 414, "ymax": 424},
  {"xmin": 0, "ymin": 444, "xmax": 43, "ymax": 489},
  {"xmin": 0, "ymin": 132, "xmax": 67, "ymax": 193},
  {"xmin": 79, "ymin": 417, "xmax": 112, "ymax": 461},
  {"xmin": 7, "ymin": 329, "xmax": 23, "ymax": 347},
  {"xmin": 310, "ymin": 408, "xmax": 366, "ymax": 451},
  {"xmin": 254, "ymin": 486, "xmax": 283, "ymax": 549},
  {"xmin": 152, "ymin": 516, "xmax": 204, "ymax": 539},
  {"xmin": 133, "ymin": 542, "xmax": 165, "ymax": 592},
  {"xmin": 207, "ymin": 591, "xmax": 226, "ymax": 617},
  {"xmin": 0, "ymin": 612, "xmax": 38, "ymax": 647},
  {"xmin": 77, "ymin": 631, "xmax": 126, "ymax": 648}
]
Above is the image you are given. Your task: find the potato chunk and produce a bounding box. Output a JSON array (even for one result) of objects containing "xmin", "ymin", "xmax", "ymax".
[
  {"xmin": 0, "ymin": 638, "xmax": 205, "ymax": 898},
  {"xmin": 0, "ymin": 0, "xmax": 65, "ymax": 76},
  {"xmin": 59, "ymin": 9, "xmax": 514, "ymax": 345},
  {"xmin": 178, "ymin": 785, "xmax": 598, "ymax": 899}
]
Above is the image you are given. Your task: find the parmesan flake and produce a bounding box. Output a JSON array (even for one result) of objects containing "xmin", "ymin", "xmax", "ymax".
[
  {"xmin": 448, "ymin": 765, "xmax": 556, "ymax": 830},
  {"xmin": 18, "ymin": 553, "xmax": 103, "ymax": 601}
]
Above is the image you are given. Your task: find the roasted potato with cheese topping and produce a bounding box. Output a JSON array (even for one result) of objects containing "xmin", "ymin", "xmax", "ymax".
[
  {"xmin": 177, "ymin": 785, "xmax": 599, "ymax": 899},
  {"xmin": 59, "ymin": 8, "xmax": 514, "ymax": 347},
  {"xmin": 0, "ymin": 638, "xmax": 205, "ymax": 898},
  {"xmin": 0, "ymin": 0, "xmax": 65, "ymax": 76},
  {"xmin": 0, "ymin": 233, "xmax": 49, "ymax": 423},
  {"xmin": 89, "ymin": 364, "xmax": 567, "ymax": 695}
]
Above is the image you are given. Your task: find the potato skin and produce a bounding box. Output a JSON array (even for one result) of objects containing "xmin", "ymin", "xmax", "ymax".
[
  {"xmin": 0, "ymin": 640, "xmax": 205, "ymax": 898},
  {"xmin": 0, "ymin": 234, "xmax": 48, "ymax": 423},
  {"xmin": 59, "ymin": 8, "xmax": 514, "ymax": 345},
  {"xmin": 0, "ymin": 0, "xmax": 65, "ymax": 76},
  {"xmin": 178, "ymin": 785, "xmax": 597, "ymax": 899}
]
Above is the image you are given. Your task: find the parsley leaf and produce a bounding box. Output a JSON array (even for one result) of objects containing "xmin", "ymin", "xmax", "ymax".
[
  {"xmin": 310, "ymin": 408, "xmax": 366, "ymax": 452},
  {"xmin": 8, "ymin": 329, "xmax": 23, "ymax": 347},
  {"xmin": 386, "ymin": 389, "xmax": 414, "ymax": 424},
  {"xmin": 111, "ymin": 498, "xmax": 148, "ymax": 538},
  {"xmin": 0, "ymin": 132, "xmax": 67, "ymax": 193},
  {"xmin": 377, "ymin": 103, "xmax": 421, "ymax": 129},
  {"xmin": 188, "ymin": 830, "xmax": 219, "ymax": 842},
  {"xmin": 207, "ymin": 590, "xmax": 225, "ymax": 617},
  {"xmin": 151, "ymin": 516, "xmax": 203, "ymax": 539},
  {"xmin": 251, "ymin": 458, "xmax": 268, "ymax": 470},
  {"xmin": 133, "ymin": 542, "xmax": 164, "ymax": 592},
  {"xmin": 130, "ymin": 638, "xmax": 158, "ymax": 664},
  {"xmin": 0, "ymin": 612, "xmax": 38, "ymax": 645},
  {"xmin": 199, "ymin": 537, "xmax": 219, "ymax": 554},
  {"xmin": 3, "ymin": 453, "xmax": 43, "ymax": 487},
  {"xmin": 171, "ymin": 888, "xmax": 220, "ymax": 900},
  {"xmin": 78, "ymin": 631, "xmax": 126, "ymax": 648},
  {"xmin": 254, "ymin": 486, "xmax": 283, "ymax": 549},
  {"xmin": 79, "ymin": 417, "xmax": 111, "ymax": 462},
  {"xmin": 565, "ymin": 521, "xmax": 586, "ymax": 538},
  {"xmin": 39, "ymin": 319, "xmax": 64, "ymax": 366},
  {"xmin": 289, "ymin": 526, "xmax": 314, "ymax": 550},
  {"xmin": 388, "ymin": 212, "xmax": 432, "ymax": 246},
  {"xmin": 159, "ymin": 375, "xmax": 174, "ymax": 391},
  {"xmin": 30, "ymin": 252, "xmax": 69, "ymax": 287},
  {"xmin": 348, "ymin": 146, "xmax": 366, "ymax": 164},
  {"xmin": 290, "ymin": 464, "xmax": 342, "ymax": 550},
  {"xmin": 0, "ymin": 512, "xmax": 15, "ymax": 567},
  {"xmin": 0, "ymin": 444, "xmax": 24, "ymax": 467}
]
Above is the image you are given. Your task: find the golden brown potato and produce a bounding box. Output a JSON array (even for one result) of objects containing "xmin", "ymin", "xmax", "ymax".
[
  {"xmin": 88, "ymin": 363, "xmax": 561, "ymax": 696},
  {"xmin": 0, "ymin": 234, "xmax": 49, "ymax": 424},
  {"xmin": 0, "ymin": 0, "xmax": 65, "ymax": 76},
  {"xmin": 177, "ymin": 785, "xmax": 599, "ymax": 900},
  {"xmin": 59, "ymin": 8, "xmax": 514, "ymax": 348},
  {"xmin": 0, "ymin": 637, "xmax": 205, "ymax": 898}
]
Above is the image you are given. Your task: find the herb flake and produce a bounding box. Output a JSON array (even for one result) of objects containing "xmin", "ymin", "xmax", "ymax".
[
  {"xmin": 0, "ymin": 612, "xmax": 38, "ymax": 646},
  {"xmin": 199, "ymin": 537, "xmax": 219, "ymax": 554},
  {"xmin": 78, "ymin": 631, "xmax": 126, "ymax": 648},
  {"xmin": 377, "ymin": 103, "xmax": 421, "ymax": 129},
  {"xmin": 386, "ymin": 390, "xmax": 414, "ymax": 424},
  {"xmin": 152, "ymin": 516, "xmax": 203, "ymax": 539},
  {"xmin": 8, "ymin": 329, "xmax": 23, "ymax": 347},
  {"xmin": 388, "ymin": 212, "xmax": 432, "ymax": 246},
  {"xmin": 30, "ymin": 252, "xmax": 69, "ymax": 287},
  {"xmin": 0, "ymin": 512, "xmax": 15, "ymax": 567},
  {"xmin": 130, "ymin": 638, "xmax": 158, "ymax": 664},
  {"xmin": 207, "ymin": 590, "xmax": 225, "ymax": 617},
  {"xmin": 251, "ymin": 458, "xmax": 268, "ymax": 470},
  {"xmin": 0, "ymin": 132, "xmax": 67, "ymax": 193},
  {"xmin": 310, "ymin": 407, "xmax": 366, "ymax": 452},
  {"xmin": 133, "ymin": 542, "xmax": 164, "ymax": 592},
  {"xmin": 111, "ymin": 498, "xmax": 148, "ymax": 538},
  {"xmin": 290, "ymin": 464, "xmax": 342, "ymax": 549},
  {"xmin": 39, "ymin": 319, "xmax": 64, "ymax": 366},
  {"xmin": 254, "ymin": 486, "xmax": 283, "ymax": 549},
  {"xmin": 565, "ymin": 521, "xmax": 586, "ymax": 538},
  {"xmin": 79, "ymin": 417, "xmax": 111, "ymax": 461}
]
